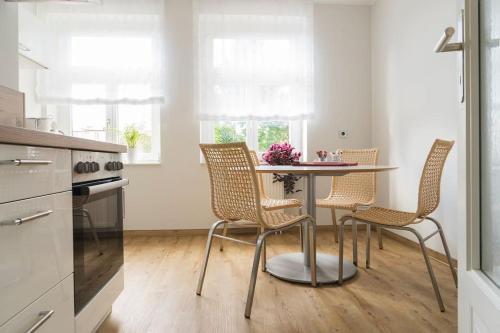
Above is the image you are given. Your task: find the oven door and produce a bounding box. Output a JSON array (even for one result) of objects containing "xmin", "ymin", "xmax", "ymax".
[{"xmin": 72, "ymin": 177, "xmax": 128, "ymax": 315}]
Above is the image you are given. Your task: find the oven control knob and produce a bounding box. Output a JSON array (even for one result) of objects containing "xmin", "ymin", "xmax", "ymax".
[
  {"xmin": 83, "ymin": 162, "xmax": 91, "ymax": 173},
  {"xmin": 75, "ymin": 162, "xmax": 85, "ymax": 174},
  {"xmin": 91, "ymin": 162, "xmax": 100, "ymax": 173},
  {"xmin": 113, "ymin": 161, "xmax": 119, "ymax": 170},
  {"xmin": 117, "ymin": 162, "xmax": 124, "ymax": 170},
  {"xmin": 105, "ymin": 162, "xmax": 114, "ymax": 171}
]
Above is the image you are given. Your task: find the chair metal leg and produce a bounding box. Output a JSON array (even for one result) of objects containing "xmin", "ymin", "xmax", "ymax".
[
  {"xmin": 352, "ymin": 217, "xmax": 358, "ymax": 266},
  {"xmin": 338, "ymin": 220, "xmax": 345, "ymax": 284},
  {"xmin": 297, "ymin": 207, "xmax": 304, "ymax": 251},
  {"xmin": 299, "ymin": 225, "xmax": 304, "ymax": 252},
  {"xmin": 426, "ymin": 217, "xmax": 457, "ymax": 287},
  {"xmin": 366, "ymin": 223, "xmax": 371, "ymax": 268},
  {"xmin": 377, "ymin": 226, "xmax": 384, "ymax": 250},
  {"xmin": 260, "ymin": 227, "xmax": 267, "ymax": 272},
  {"xmin": 197, "ymin": 220, "xmax": 225, "ymax": 295},
  {"xmin": 412, "ymin": 229, "xmax": 446, "ymax": 312},
  {"xmin": 331, "ymin": 208, "xmax": 338, "ymax": 243},
  {"xmin": 307, "ymin": 219, "xmax": 317, "ymax": 287},
  {"xmin": 219, "ymin": 223, "xmax": 228, "ymax": 251},
  {"xmin": 244, "ymin": 233, "xmax": 267, "ymax": 318}
]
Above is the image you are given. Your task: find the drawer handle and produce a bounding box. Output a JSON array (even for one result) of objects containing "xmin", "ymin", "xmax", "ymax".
[
  {"xmin": 25, "ymin": 310, "xmax": 55, "ymax": 333},
  {"xmin": 0, "ymin": 210, "xmax": 53, "ymax": 226},
  {"xmin": 0, "ymin": 159, "xmax": 53, "ymax": 166}
]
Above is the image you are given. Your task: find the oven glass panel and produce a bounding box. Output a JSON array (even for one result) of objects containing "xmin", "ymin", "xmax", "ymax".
[{"xmin": 73, "ymin": 183, "xmax": 124, "ymax": 314}]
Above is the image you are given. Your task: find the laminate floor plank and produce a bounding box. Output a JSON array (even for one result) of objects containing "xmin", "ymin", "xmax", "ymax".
[{"xmin": 97, "ymin": 229, "xmax": 457, "ymax": 333}]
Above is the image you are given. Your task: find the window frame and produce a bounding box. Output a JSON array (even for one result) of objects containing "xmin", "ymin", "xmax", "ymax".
[
  {"xmin": 47, "ymin": 102, "xmax": 161, "ymax": 164},
  {"xmin": 200, "ymin": 119, "xmax": 307, "ymax": 162}
]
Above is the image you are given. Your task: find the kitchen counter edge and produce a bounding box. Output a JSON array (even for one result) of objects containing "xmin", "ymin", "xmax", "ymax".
[{"xmin": 0, "ymin": 125, "xmax": 127, "ymax": 153}]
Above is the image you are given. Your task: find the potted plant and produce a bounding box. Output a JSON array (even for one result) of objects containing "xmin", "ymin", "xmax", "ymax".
[
  {"xmin": 262, "ymin": 142, "xmax": 302, "ymax": 194},
  {"xmin": 123, "ymin": 125, "xmax": 145, "ymax": 163}
]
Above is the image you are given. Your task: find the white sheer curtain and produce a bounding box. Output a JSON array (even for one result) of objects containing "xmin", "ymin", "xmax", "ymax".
[
  {"xmin": 36, "ymin": 0, "xmax": 165, "ymax": 105},
  {"xmin": 194, "ymin": 0, "xmax": 314, "ymax": 121}
]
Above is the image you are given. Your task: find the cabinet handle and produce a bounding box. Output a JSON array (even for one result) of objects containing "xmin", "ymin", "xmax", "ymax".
[
  {"xmin": 0, "ymin": 210, "xmax": 53, "ymax": 226},
  {"xmin": 0, "ymin": 159, "xmax": 53, "ymax": 166},
  {"xmin": 25, "ymin": 310, "xmax": 54, "ymax": 333}
]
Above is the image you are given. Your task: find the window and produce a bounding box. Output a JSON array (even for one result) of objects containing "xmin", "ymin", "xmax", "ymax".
[
  {"xmin": 37, "ymin": 0, "xmax": 165, "ymax": 164},
  {"xmin": 66, "ymin": 83, "xmax": 160, "ymax": 163},
  {"xmin": 201, "ymin": 120, "xmax": 306, "ymax": 158},
  {"xmin": 195, "ymin": 0, "xmax": 313, "ymax": 157}
]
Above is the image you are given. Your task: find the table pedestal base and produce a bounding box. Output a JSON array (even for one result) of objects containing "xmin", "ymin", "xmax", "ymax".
[{"xmin": 266, "ymin": 252, "xmax": 357, "ymax": 284}]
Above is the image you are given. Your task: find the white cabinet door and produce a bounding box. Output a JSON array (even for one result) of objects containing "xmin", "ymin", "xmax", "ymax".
[
  {"xmin": 0, "ymin": 275, "xmax": 74, "ymax": 333},
  {"xmin": 0, "ymin": 191, "xmax": 73, "ymax": 326},
  {"xmin": 458, "ymin": 0, "xmax": 500, "ymax": 331},
  {"xmin": 0, "ymin": 145, "xmax": 71, "ymax": 204}
]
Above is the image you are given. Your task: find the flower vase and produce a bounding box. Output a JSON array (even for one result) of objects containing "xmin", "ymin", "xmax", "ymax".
[{"xmin": 128, "ymin": 148, "xmax": 138, "ymax": 163}]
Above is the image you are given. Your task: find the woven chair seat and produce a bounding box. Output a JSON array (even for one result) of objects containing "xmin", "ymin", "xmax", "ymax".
[
  {"xmin": 351, "ymin": 207, "xmax": 418, "ymax": 226},
  {"xmin": 262, "ymin": 198, "xmax": 302, "ymax": 210},
  {"xmin": 261, "ymin": 211, "xmax": 310, "ymax": 229},
  {"xmin": 316, "ymin": 194, "xmax": 372, "ymax": 210},
  {"xmin": 228, "ymin": 210, "xmax": 308, "ymax": 229}
]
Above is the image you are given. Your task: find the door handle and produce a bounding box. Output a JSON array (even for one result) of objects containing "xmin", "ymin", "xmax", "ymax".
[
  {"xmin": 434, "ymin": 27, "xmax": 463, "ymax": 52},
  {"xmin": 435, "ymin": 10, "xmax": 465, "ymax": 103}
]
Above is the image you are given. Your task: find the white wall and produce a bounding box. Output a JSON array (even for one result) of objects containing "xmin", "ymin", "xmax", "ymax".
[
  {"xmin": 310, "ymin": 4, "xmax": 372, "ymax": 225},
  {"xmin": 371, "ymin": 0, "xmax": 458, "ymax": 257},
  {"xmin": 123, "ymin": 2, "xmax": 373, "ymax": 230},
  {"xmin": 0, "ymin": 1, "xmax": 18, "ymax": 90}
]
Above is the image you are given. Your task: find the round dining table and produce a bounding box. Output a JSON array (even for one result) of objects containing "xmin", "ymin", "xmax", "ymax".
[{"xmin": 255, "ymin": 164, "xmax": 397, "ymax": 285}]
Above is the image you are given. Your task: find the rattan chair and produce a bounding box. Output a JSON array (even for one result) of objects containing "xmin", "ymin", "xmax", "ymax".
[
  {"xmin": 338, "ymin": 139, "xmax": 457, "ymax": 312},
  {"xmin": 316, "ymin": 148, "xmax": 381, "ymax": 264},
  {"xmin": 197, "ymin": 142, "xmax": 317, "ymax": 318},
  {"xmin": 218, "ymin": 151, "xmax": 304, "ymax": 251}
]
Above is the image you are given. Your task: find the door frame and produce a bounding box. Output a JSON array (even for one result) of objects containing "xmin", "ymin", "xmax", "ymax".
[{"xmin": 459, "ymin": 0, "xmax": 500, "ymax": 331}]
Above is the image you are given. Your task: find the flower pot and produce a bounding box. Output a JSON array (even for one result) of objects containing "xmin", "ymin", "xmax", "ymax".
[{"xmin": 128, "ymin": 148, "xmax": 138, "ymax": 163}]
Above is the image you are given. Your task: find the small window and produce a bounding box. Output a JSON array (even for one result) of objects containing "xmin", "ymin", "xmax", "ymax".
[{"xmin": 201, "ymin": 120, "xmax": 306, "ymax": 162}]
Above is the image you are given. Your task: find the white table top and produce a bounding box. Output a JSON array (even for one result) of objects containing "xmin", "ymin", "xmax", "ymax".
[{"xmin": 255, "ymin": 164, "xmax": 397, "ymax": 175}]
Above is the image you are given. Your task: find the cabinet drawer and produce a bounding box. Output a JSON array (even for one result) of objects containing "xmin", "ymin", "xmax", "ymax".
[
  {"xmin": 0, "ymin": 191, "xmax": 73, "ymax": 326},
  {"xmin": 0, "ymin": 145, "xmax": 71, "ymax": 204},
  {"xmin": 0, "ymin": 275, "xmax": 74, "ymax": 333}
]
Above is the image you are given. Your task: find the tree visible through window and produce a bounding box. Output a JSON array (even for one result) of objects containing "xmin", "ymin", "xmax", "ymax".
[
  {"xmin": 258, "ymin": 121, "xmax": 289, "ymax": 152},
  {"xmin": 214, "ymin": 121, "xmax": 246, "ymax": 144},
  {"xmin": 210, "ymin": 120, "xmax": 292, "ymax": 152}
]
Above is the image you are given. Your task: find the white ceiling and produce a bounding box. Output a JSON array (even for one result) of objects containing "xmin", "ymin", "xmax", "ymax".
[{"xmin": 315, "ymin": 0, "xmax": 376, "ymax": 5}]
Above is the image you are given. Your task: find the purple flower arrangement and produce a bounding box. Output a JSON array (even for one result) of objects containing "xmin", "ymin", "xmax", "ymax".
[
  {"xmin": 262, "ymin": 142, "xmax": 302, "ymax": 194},
  {"xmin": 262, "ymin": 142, "xmax": 302, "ymax": 165}
]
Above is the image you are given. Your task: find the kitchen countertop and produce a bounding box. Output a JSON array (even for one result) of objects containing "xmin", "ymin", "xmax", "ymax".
[{"xmin": 0, "ymin": 125, "xmax": 127, "ymax": 153}]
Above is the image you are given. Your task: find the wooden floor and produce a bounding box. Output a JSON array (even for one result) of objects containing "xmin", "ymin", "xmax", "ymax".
[{"xmin": 97, "ymin": 229, "xmax": 457, "ymax": 333}]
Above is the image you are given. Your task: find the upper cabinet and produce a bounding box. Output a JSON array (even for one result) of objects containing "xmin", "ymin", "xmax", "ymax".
[
  {"xmin": 18, "ymin": 4, "xmax": 49, "ymax": 71},
  {"xmin": 0, "ymin": 1, "xmax": 19, "ymax": 90}
]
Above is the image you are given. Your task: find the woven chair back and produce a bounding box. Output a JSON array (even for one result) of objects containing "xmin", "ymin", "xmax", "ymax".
[
  {"xmin": 416, "ymin": 139, "xmax": 454, "ymax": 217},
  {"xmin": 330, "ymin": 148, "xmax": 379, "ymax": 205},
  {"xmin": 200, "ymin": 143, "xmax": 263, "ymax": 224},
  {"xmin": 249, "ymin": 150, "xmax": 268, "ymax": 198}
]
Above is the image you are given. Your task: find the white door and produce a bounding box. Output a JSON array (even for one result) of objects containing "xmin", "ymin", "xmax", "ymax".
[{"xmin": 458, "ymin": 0, "xmax": 500, "ymax": 332}]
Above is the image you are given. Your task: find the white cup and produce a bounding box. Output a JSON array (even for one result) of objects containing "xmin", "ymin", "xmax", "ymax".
[
  {"xmin": 37, "ymin": 118, "xmax": 53, "ymax": 132},
  {"xmin": 25, "ymin": 118, "xmax": 38, "ymax": 130}
]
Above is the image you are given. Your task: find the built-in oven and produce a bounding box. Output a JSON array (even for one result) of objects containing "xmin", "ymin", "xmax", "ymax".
[{"xmin": 71, "ymin": 151, "xmax": 128, "ymax": 316}]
